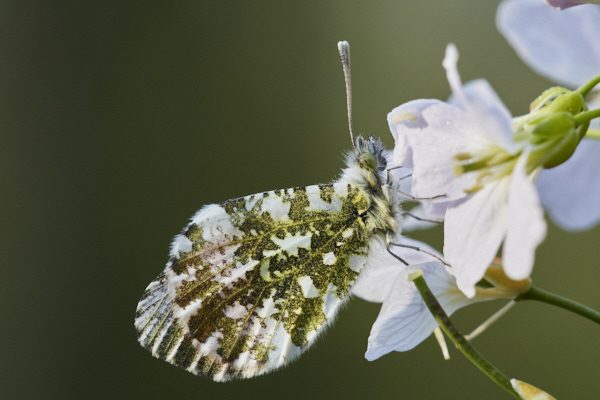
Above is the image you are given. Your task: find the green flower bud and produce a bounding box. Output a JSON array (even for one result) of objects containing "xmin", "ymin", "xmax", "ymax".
[
  {"xmin": 529, "ymin": 86, "xmax": 584, "ymax": 115},
  {"xmin": 515, "ymin": 87, "xmax": 588, "ymax": 170},
  {"xmin": 526, "ymin": 112, "xmax": 579, "ymax": 169}
]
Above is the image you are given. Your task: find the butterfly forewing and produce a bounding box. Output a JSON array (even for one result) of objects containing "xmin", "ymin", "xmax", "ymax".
[{"xmin": 135, "ymin": 182, "xmax": 372, "ymax": 381}]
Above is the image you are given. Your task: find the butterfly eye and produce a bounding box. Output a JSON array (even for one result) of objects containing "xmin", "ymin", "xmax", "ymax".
[{"xmin": 358, "ymin": 152, "xmax": 377, "ymax": 171}]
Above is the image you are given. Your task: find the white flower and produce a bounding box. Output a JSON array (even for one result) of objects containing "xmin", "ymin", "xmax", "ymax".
[
  {"xmin": 498, "ymin": 0, "xmax": 600, "ymax": 230},
  {"xmin": 352, "ymin": 237, "xmax": 526, "ymax": 360},
  {"xmin": 351, "ymin": 238, "xmax": 491, "ymax": 360},
  {"xmin": 388, "ymin": 44, "xmax": 547, "ymax": 297},
  {"xmin": 497, "ymin": 0, "xmax": 600, "ymax": 88}
]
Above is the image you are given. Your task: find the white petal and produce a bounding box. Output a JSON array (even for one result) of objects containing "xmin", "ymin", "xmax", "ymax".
[
  {"xmin": 497, "ymin": 0, "xmax": 600, "ymax": 87},
  {"xmin": 455, "ymin": 79, "xmax": 515, "ymax": 151},
  {"xmin": 400, "ymin": 204, "xmax": 442, "ymax": 231},
  {"xmin": 389, "ymin": 46, "xmax": 514, "ymax": 209},
  {"xmin": 443, "ymin": 43, "xmax": 465, "ymax": 103},
  {"xmin": 388, "ymin": 99, "xmax": 443, "ymax": 169},
  {"xmin": 364, "ymin": 262, "xmax": 483, "ymax": 360},
  {"xmin": 398, "ymin": 101, "xmax": 478, "ymax": 201},
  {"xmin": 444, "ymin": 179, "xmax": 510, "ymax": 298},
  {"xmin": 390, "ymin": 95, "xmax": 512, "ymax": 203},
  {"xmin": 388, "ymin": 164, "xmax": 414, "ymax": 196},
  {"xmin": 537, "ymin": 138, "xmax": 600, "ymax": 230},
  {"xmin": 420, "ymin": 199, "xmax": 453, "ymax": 222},
  {"xmin": 443, "ymin": 46, "xmax": 514, "ymax": 151},
  {"xmin": 352, "ymin": 237, "xmax": 442, "ymax": 303},
  {"xmin": 503, "ymin": 156, "xmax": 547, "ymax": 280}
]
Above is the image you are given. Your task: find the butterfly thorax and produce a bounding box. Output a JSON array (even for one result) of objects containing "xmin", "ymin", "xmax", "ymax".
[{"xmin": 339, "ymin": 136, "xmax": 400, "ymax": 238}]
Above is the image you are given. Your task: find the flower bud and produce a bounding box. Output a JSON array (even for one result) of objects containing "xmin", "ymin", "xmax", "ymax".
[
  {"xmin": 516, "ymin": 87, "xmax": 587, "ymax": 170},
  {"xmin": 526, "ymin": 112, "xmax": 579, "ymax": 169},
  {"xmin": 511, "ymin": 379, "xmax": 556, "ymax": 400},
  {"xmin": 529, "ymin": 87, "xmax": 584, "ymax": 115}
]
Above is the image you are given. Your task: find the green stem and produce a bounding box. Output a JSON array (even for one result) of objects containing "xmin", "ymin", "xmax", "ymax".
[
  {"xmin": 574, "ymin": 108, "xmax": 600, "ymax": 126},
  {"xmin": 577, "ymin": 73, "xmax": 600, "ymax": 97},
  {"xmin": 515, "ymin": 286, "xmax": 600, "ymax": 325},
  {"xmin": 411, "ymin": 274, "xmax": 520, "ymax": 399}
]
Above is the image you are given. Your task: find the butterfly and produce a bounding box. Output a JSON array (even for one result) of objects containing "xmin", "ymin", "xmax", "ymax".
[{"xmin": 134, "ymin": 41, "xmax": 406, "ymax": 382}]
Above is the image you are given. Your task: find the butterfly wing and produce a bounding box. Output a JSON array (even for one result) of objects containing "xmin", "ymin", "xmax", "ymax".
[{"xmin": 135, "ymin": 183, "xmax": 371, "ymax": 381}]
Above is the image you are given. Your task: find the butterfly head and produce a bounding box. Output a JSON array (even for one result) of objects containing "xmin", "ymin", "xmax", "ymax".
[{"xmin": 351, "ymin": 136, "xmax": 388, "ymax": 184}]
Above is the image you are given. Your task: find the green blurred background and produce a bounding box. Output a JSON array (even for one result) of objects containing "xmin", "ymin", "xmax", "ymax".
[{"xmin": 3, "ymin": 1, "xmax": 599, "ymax": 399}]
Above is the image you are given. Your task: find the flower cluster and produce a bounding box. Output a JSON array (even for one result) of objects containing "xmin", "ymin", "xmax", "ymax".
[{"xmin": 352, "ymin": 1, "xmax": 600, "ymax": 397}]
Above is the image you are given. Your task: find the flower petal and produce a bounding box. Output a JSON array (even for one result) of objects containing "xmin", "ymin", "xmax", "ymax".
[
  {"xmin": 537, "ymin": 138, "xmax": 600, "ymax": 230},
  {"xmin": 388, "ymin": 163, "xmax": 414, "ymax": 196},
  {"xmin": 420, "ymin": 199, "xmax": 453, "ymax": 222},
  {"xmin": 444, "ymin": 179, "xmax": 510, "ymax": 298},
  {"xmin": 454, "ymin": 79, "xmax": 515, "ymax": 151},
  {"xmin": 390, "ymin": 100, "xmax": 477, "ymax": 202},
  {"xmin": 364, "ymin": 261, "xmax": 476, "ymax": 360},
  {"xmin": 352, "ymin": 237, "xmax": 442, "ymax": 303},
  {"xmin": 443, "ymin": 45, "xmax": 514, "ymax": 151},
  {"xmin": 503, "ymin": 156, "xmax": 547, "ymax": 280},
  {"xmin": 389, "ymin": 45, "xmax": 515, "ymax": 211},
  {"xmin": 400, "ymin": 204, "xmax": 442, "ymax": 231},
  {"xmin": 443, "ymin": 43, "xmax": 465, "ymax": 104},
  {"xmin": 388, "ymin": 99, "xmax": 443, "ymax": 170},
  {"xmin": 498, "ymin": 0, "xmax": 600, "ymax": 87}
]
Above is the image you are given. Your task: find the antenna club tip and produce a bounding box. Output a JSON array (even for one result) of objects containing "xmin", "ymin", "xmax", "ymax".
[{"xmin": 337, "ymin": 41, "xmax": 349, "ymax": 52}]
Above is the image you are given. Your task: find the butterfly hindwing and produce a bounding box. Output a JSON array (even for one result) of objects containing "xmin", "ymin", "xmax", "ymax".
[{"xmin": 135, "ymin": 182, "xmax": 372, "ymax": 381}]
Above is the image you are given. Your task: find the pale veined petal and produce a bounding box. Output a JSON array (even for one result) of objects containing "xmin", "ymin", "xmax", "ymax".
[
  {"xmin": 364, "ymin": 261, "xmax": 484, "ymax": 360},
  {"xmin": 443, "ymin": 46, "xmax": 514, "ymax": 151},
  {"xmin": 388, "ymin": 99, "xmax": 443, "ymax": 170},
  {"xmin": 352, "ymin": 237, "xmax": 443, "ymax": 303},
  {"xmin": 452, "ymin": 79, "xmax": 515, "ymax": 151},
  {"xmin": 503, "ymin": 155, "xmax": 547, "ymax": 280},
  {"xmin": 442, "ymin": 43, "xmax": 465, "ymax": 105},
  {"xmin": 420, "ymin": 199, "xmax": 453, "ymax": 222},
  {"xmin": 395, "ymin": 100, "xmax": 478, "ymax": 202},
  {"xmin": 498, "ymin": 0, "xmax": 600, "ymax": 88},
  {"xmin": 388, "ymin": 164, "xmax": 414, "ymax": 196},
  {"xmin": 444, "ymin": 179, "xmax": 510, "ymax": 298},
  {"xmin": 537, "ymin": 138, "xmax": 600, "ymax": 230},
  {"xmin": 400, "ymin": 204, "xmax": 442, "ymax": 231}
]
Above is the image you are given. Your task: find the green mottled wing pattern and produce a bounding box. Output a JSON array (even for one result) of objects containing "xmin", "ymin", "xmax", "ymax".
[{"xmin": 134, "ymin": 183, "xmax": 371, "ymax": 381}]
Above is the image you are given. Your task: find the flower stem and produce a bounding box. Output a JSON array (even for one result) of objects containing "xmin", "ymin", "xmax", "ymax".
[
  {"xmin": 515, "ymin": 286, "xmax": 600, "ymax": 325},
  {"xmin": 577, "ymin": 73, "xmax": 600, "ymax": 97},
  {"xmin": 411, "ymin": 273, "xmax": 520, "ymax": 399},
  {"xmin": 574, "ymin": 108, "xmax": 600, "ymax": 126}
]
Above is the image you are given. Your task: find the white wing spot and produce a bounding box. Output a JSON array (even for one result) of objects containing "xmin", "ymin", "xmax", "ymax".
[
  {"xmin": 298, "ymin": 276, "xmax": 320, "ymax": 298},
  {"xmin": 264, "ymin": 232, "xmax": 312, "ymax": 258},
  {"xmin": 260, "ymin": 259, "xmax": 272, "ymax": 281},
  {"xmin": 224, "ymin": 301, "xmax": 248, "ymax": 319},
  {"xmin": 322, "ymin": 283, "xmax": 343, "ymax": 318},
  {"xmin": 171, "ymin": 235, "xmax": 193, "ymax": 258},
  {"xmin": 348, "ymin": 254, "xmax": 365, "ymax": 272},
  {"xmin": 323, "ymin": 252, "xmax": 336, "ymax": 266}
]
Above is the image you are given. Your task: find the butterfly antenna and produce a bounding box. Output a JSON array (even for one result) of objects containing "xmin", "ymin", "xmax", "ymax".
[{"xmin": 337, "ymin": 41, "xmax": 355, "ymax": 150}]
